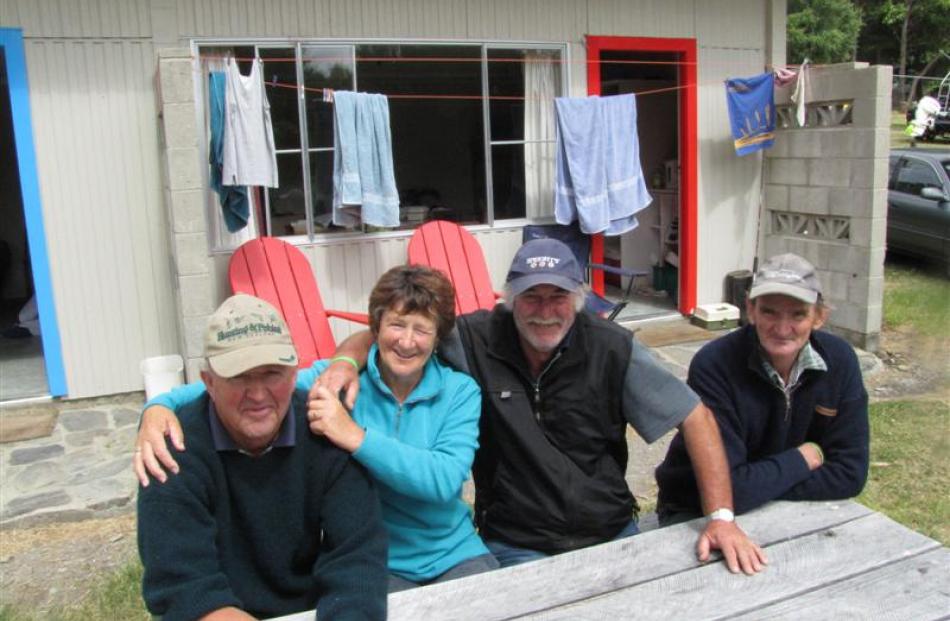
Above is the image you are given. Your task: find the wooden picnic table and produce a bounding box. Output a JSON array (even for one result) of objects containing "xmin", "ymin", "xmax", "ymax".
[{"xmin": 274, "ymin": 499, "xmax": 950, "ymax": 620}]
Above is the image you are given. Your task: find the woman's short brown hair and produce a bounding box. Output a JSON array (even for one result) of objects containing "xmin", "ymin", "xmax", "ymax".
[{"xmin": 368, "ymin": 265, "xmax": 456, "ymax": 340}]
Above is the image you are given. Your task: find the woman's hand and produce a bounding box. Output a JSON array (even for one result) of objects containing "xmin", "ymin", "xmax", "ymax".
[
  {"xmin": 308, "ymin": 385, "xmax": 365, "ymax": 453},
  {"xmin": 133, "ymin": 405, "xmax": 185, "ymax": 486},
  {"xmin": 312, "ymin": 359, "xmax": 362, "ymax": 410}
]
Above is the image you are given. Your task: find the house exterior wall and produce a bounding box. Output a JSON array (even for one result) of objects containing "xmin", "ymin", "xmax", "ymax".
[{"xmin": 8, "ymin": 0, "xmax": 782, "ymax": 395}]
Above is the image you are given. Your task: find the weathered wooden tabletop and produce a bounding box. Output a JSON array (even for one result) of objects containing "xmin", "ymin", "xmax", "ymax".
[{"xmin": 274, "ymin": 500, "xmax": 950, "ymax": 620}]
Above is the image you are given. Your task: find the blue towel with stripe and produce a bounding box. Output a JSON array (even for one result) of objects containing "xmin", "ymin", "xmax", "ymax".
[
  {"xmin": 554, "ymin": 94, "xmax": 652, "ymax": 236},
  {"xmin": 332, "ymin": 91, "xmax": 400, "ymax": 228},
  {"xmin": 725, "ymin": 73, "xmax": 775, "ymax": 156}
]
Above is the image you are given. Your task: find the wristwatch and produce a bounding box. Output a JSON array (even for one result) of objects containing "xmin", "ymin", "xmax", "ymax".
[{"xmin": 707, "ymin": 508, "xmax": 735, "ymax": 522}]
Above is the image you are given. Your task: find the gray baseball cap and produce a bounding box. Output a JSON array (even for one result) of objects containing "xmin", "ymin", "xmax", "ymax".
[
  {"xmin": 204, "ymin": 294, "xmax": 298, "ymax": 378},
  {"xmin": 749, "ymin": 253, "xmax": 822, "ymax": 304},
  {"xmin": 505, "ymin": 238, "xmax": 584, "ymax": 297}
]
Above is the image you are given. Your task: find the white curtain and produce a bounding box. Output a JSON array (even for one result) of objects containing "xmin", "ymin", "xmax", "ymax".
[{"xmin": 523, "ymin": 52, "xmax": 557, "ymax": 220}]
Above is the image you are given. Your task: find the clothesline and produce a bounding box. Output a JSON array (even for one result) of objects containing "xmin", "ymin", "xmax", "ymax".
[
  {"xmin": 201, "ymin": 53, "xmax": 814, "ymax": 71},
  {"xmin": 261, "ymin": 78, "xmax": 786, "ymax": 102}
]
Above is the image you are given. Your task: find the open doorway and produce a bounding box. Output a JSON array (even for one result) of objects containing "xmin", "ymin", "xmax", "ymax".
[
  {"xmin": 586, "ymin": 36, "xmax": 698, "ymax": 320},
  {"xmin": 0, "ymin": 46, "xmax": 48, "ymax": 401},
  {"xmin": 0, "ymin": 28, "xmax": 66, "ymax": 402}
]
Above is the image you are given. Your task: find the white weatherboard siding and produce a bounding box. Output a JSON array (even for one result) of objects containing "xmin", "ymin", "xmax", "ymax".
[
  {"xmin": 22, "ymin": 38, "xmax": 178, "ymax": 398},
  {"xmin": 6, "ymin": 0, "xmax": 778, "ymax": 397}
]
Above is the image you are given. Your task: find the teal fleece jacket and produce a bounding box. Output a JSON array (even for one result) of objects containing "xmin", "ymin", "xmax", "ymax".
[
  {"xmin": 148, "ymin": 347, "xmax": 488, "ymax": 582},
  {"xmin": 137, "ymin": 389, "xmax": 387, "ymax": 621}
]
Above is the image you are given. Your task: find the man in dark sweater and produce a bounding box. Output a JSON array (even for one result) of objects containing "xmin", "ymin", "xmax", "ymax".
[
  {"xmin": 136, "ymin": 294, "xmax": 387, "ymax": 621},
  {"xmin": 655, "ymin": 253, "xmax": 870, "ymax": 524}
]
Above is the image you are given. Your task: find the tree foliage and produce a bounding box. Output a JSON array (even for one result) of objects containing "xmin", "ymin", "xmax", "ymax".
[
  {"xmin": 787, "ymin": 0, "xmax": 863, "ymax": 64},
  {"xmin": 856, "ymin": 0, "xmax": 950, "ymax": 75}
]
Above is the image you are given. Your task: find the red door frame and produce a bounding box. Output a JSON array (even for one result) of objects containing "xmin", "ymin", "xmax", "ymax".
[{"xmin": 585, "ymin": 35, "xmax": 697, "ymax": 315}]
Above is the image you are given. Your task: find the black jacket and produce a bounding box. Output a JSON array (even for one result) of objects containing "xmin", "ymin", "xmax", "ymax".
[
  {"xmin": 655, "ymin": 325, "xmax": 869, "ymax": 517},
  {"xmin": 457, "ymin": 307, "xmax": 636, "ymax": 554}
]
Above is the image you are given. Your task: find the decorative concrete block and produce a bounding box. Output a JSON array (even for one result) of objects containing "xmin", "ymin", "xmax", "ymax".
[
  {"xmin": 768, "ymin": 158, "xmax": 808, "ymax": 185},
  {"xmin": 850, "ymin": 158, "xmax": 889, "ymax": 190},
  {"xmin": 851, "ymin": 96, "xmax": 891, "ymax": 128},
  {"xmin": 848, "ymin": 275, "xmax": 884, "ymax": 305},
  {"xmin": 819, "ymin": 270, "xmax": 851, "ymax": 296},
  {"xmin": 808, "ymin": 158, "xmax": 851, "ymax": 187},
  {"xmin": 853, "ymin": 128, "xmax": 890, "ymax": 158},
  {"xmin": 789, "ymin": 131, "xmax": 823, "ymax": 158},
  {"xmin": 158, "ymin": 54, "xmax": 195, "ymax": 105},
  {"xmin": 162, "ymin": 102, "xmax": 199, "ymax": 149},
  {"xmin": 818, "ymin": 129, "xmax": 855, "ymax": 158},
  {"xmin": 171, "ymin": 189, "xmax": 207, "ymax": 234},
  {"xmin": 828, "ymin": 244, "xmax": 885, "ymax": 277},
  {"xmin": 764, "ymin": 184, "xmax": 789, "ymax": 212},
  {"xmin": 849, "ymin": 217, "xmax": 886, "ymax": 248},
  {"xmin": 179, "ymin": 274, "xmax": 216, "ymax": 316},
  {"xmin": 788, "ymin": 186, "xmax": 830, "ymax": 214},
  {"xmin": 185, "ymin": 356, "xmax": 204, "ymax": 383},
  {"xmin": 166, "ymin": 147, "xmax": 202, "ymax": 191},
  {"xmin": 173, "ymin": 232, "xmax": 211, "ymax": 276},
  {"xmin": 183, "ymin": 314, "xmax": 208, "ymax": 358},
  {"xmin": 829, "ymin": 187, "xmax": 884, "ymax": 217},
  {"xmin": 58, "ymin": 410, "xmax": 109, "ymax": 432}
]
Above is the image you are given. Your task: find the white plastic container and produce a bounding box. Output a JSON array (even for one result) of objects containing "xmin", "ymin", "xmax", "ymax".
[{"xmin": 140, "ymin": 355, "xmax": 184, "ymax": 400}]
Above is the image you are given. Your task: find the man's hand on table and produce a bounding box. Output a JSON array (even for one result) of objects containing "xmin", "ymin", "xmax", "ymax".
[
  {"xmin": 133, "ymin": 405, "xmax": 185, "ymax": 486},
  {"xmin": 697, "ymin": 519, "xmax": 768, "ymax": 575}
]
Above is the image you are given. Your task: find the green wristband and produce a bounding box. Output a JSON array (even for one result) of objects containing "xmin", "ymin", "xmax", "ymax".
[
  {"xmin": 330, "ymin": 355, "xmax": 360, "ymax": 371},
  {"xmin": 807, "ymin": 441, "xmax": 824, "ymax": 464}
]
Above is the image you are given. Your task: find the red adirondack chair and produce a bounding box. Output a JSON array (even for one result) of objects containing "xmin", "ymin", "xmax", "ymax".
[
  {"xmin": 407, "ymin": 220, "xmax": 501, "ymax": 315},
  {"xmin": 228, "ymin": 237, "xmax": 368, "ymax": 369}
]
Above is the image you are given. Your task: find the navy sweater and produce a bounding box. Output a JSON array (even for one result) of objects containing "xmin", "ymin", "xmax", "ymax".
[
  {"xmin": 137, "ymin": 390, "xmax": 388, "ymax": 621},
  {"xmin": 655, "ymin": 325, "xmax": 869, "ymax": 516}
]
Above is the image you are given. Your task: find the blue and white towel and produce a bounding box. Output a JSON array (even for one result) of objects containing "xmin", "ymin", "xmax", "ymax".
[
  {"xmin": 725, "ymin": 72, "xmax": 775, "ymax": 156},
  {"xmin": 332, "ymin": 91, "xmax": 400, "ymax": 228},
  {"xmin": 554, "ymin": 94, "xmax": 652, "ymax": 236},
  {"xmin": 208, "ymin": 71, "xmax": 250, "ymax": 232}
]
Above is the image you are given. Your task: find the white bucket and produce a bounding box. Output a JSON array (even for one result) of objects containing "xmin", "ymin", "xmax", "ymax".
[{"xmin": 140, "ymin": 355, "xmax": 184, "ymax": 400}]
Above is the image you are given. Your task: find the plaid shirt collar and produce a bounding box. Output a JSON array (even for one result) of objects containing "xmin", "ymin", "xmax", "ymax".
[{"xmin": 760, "ymin": 339, "xmax": 827, "ymax": 391}]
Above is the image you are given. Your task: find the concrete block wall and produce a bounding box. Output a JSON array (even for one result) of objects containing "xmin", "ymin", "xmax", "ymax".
[
  {"xmin": 157, "ymin": 48, "xmax": 213, "ymax": 382},
  {"xmin": 764, "ymin": 63, "xmax": 892, "ymax": 351}
]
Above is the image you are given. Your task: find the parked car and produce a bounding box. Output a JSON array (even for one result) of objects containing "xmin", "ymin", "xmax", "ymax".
[{"xmin": 887, "ymin": 149, "xmax": 950, "ymax": 274}]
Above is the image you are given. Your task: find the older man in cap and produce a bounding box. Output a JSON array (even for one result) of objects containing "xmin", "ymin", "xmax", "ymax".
[
  {"xmin": 136, "ymin": 294, "xmax": 387, "ymax": 621},
  {"xmin": 655, "ymin": 253, "xmax": 870, "ymax": 525}
]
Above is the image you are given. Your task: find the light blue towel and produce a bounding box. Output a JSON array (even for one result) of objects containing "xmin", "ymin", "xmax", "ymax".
[
  {"xmin": 332, "ymin": 91, "xmax": 400, "ymax": 228},
  {"xmin": 554, "ymin": 94, "xmax": 652, "ymax": 236}
]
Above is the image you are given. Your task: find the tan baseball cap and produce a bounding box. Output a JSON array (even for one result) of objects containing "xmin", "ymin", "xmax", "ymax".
[
  {"xmin": 204, "ymin": 294, "xmax": 298, "ymax": 378},
  {"xmin": 749, "ymin": 253, "xmax": 822, "ymax": 304}
]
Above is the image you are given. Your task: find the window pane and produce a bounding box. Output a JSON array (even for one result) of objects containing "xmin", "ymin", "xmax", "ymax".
[
  {"xmin": 492, "ymin": 143, "xmax": 526, "ymax": 220},
  {"xmin": 268, "ymin": 153, "xmax": 306, "ymax": 235},
  {"xmin": 309, "ymin": 150, "xmax": 336, "ymax": 231},
  {"xmin": 488, "ymin": 49, "xmax": 561, "ymax": 142},
  {"xmin": 358, "ymin": 44, "xmax": 486, "ymax": 225},
  {"xmin": 896, "ymin": 159, "xmax": 940, "ymax": 196},
  {"xmin": 303, "ymin": 46, "xmax": 354, "ymax": 149},
  {"xmin": 259, "ymin": 47, "xmax": 300, "ymax": 151}
]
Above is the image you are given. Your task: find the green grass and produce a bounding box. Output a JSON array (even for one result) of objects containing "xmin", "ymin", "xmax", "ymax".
[
  {"xmin": 0, "ymin": 562, "xmax": 149, "ymax": 621},
  {"xmin": 882, "ymin": 259, "xmax": 950, "ymax": 339},
  {"xmin": 858, "ymin": 399, "xmax": 950, "ymax": 546}
]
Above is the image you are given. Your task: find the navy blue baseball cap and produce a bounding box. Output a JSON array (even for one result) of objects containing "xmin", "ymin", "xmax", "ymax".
[{"xmin": 505, "ymin": 238, "xmax": 584, "ymax": 297}]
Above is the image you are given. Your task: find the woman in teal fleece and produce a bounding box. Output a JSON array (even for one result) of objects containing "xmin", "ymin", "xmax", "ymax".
[{"xmin": 141, "ymin": 265, "xmax": 497, "ymax": 590}]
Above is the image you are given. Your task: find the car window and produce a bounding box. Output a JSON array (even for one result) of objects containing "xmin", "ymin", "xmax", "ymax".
[
  {"xmin": 942, "ymin": 160, "xmax": 950, "ymax": 181},
  {"xmin": 888, "ymin": 155, "xmax": 901, "ymax": 189},
  {"xmin": 894, "ymin": 158, "xmax": 941, "ymax": 197}
]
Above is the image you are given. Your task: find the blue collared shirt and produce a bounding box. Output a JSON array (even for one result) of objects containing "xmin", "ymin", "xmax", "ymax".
[{"xmin": 208, "ymin": 400, "xmax": 296, "ymax": 456}]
